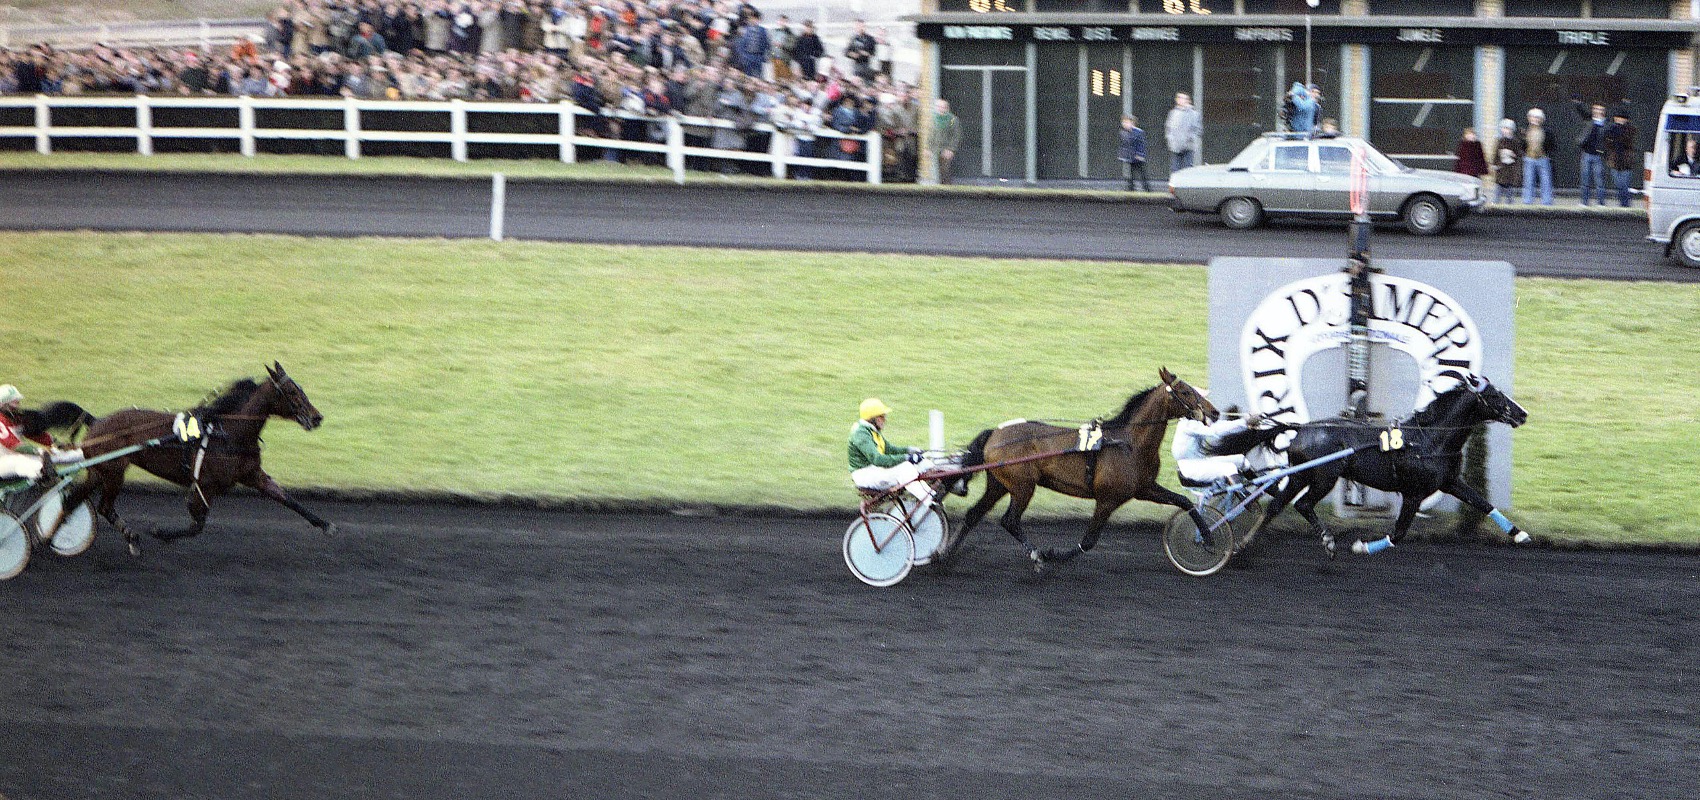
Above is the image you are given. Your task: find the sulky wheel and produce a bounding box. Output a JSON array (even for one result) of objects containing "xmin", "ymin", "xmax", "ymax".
[
  {"xmin": 843, "ymin": 512, "xmax": 915, "ymax": 588},
  {"xmin": 0, "ymin": 510, "xmax": 31, "ymax": 580},
  {"xmin": 1164, "ymin": 505, "xmax": 1235, "ymax": 577}
]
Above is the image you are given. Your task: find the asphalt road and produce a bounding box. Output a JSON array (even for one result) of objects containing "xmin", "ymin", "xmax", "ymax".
[
  {"xmin": 1, "ymin": 494, "xmax": 1696, "ymax": 799},
  {"xmin": 1, "ymin": 170, "xmax": 1694, "ymax": 282}
]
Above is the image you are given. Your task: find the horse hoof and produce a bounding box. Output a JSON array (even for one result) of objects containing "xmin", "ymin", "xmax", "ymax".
[
  {"xmin": 127, "ymin": 542, "xmax": 141, "ymax": 557},
  {"xmin": 322, "ymin": 522, "xmax": 339, "ymax": 536},
  {"xmin": 1512, "ymin": 530, "xmax": 1531, "ymax": 545}
]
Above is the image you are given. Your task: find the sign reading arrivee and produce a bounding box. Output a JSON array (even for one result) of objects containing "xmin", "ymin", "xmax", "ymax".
[{"xmin": 1207, "ymin": 258, "xmax": 1515, "ymax": 510}]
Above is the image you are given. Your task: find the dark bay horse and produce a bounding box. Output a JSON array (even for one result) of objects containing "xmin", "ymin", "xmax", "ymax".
[
  {"xmin": 955, "ymin": 368, "xmax": 1219, "ymax": 572},
  {"xmin": 1241, "ymin": 371, "xmax": 1529, "ymax": 557},
  {"xmin": 63, "ymin": 362, "xmax": 337, "ymax": 556}
]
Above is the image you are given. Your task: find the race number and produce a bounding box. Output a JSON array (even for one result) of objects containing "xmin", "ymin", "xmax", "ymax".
[{"xmin": 1379, "ymin": 427, "xmax": 1404, "ymax": 452}]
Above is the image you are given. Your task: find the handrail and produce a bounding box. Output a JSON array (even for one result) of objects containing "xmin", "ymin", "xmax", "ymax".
[{"xmin": 0, "ymin": 94, "xmax": 885, "ymax": 184}]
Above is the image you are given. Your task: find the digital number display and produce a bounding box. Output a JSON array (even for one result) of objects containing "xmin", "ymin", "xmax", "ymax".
[
  {"xmin": 1162, "ymin": 0, "xmax": 1214, "ymax": 14},
  {"xmin": 1090, "ymin": 69, "xmax": 1122, "ymax": 97},
  {"xmin": 969, "ymin": 0, "xmax": 1019, "ymax": 12}
]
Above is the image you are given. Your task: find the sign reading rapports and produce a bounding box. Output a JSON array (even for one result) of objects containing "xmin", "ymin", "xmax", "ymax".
[
  {"xmin": 1207, "ymin": 258, "xmax": 1515, "ymax": 510},
  {"xmin": 918, "ymin": 23, "xmax": 1690, "ymax": 48}
]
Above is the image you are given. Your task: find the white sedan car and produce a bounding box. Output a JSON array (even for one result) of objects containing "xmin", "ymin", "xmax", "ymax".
[{"xmin": 1168, "ymin": 134, "xmax": 1485, "ymax": 235}]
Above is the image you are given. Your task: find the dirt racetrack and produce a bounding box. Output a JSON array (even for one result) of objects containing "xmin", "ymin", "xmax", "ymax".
[{"xmin": 2, "ymin": 493, "xmax": 1696, "ymax": 799}]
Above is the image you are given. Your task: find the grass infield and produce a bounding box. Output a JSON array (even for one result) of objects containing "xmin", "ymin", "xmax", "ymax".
[{"xmin": 4, "ymin": 231, "xmax": 1696, "ymax": 546}]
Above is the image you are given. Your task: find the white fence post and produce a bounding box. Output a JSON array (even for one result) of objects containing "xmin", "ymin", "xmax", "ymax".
[
  {"xmin": 558, "ymin": 101, "xmax": 576, "ymax": 163},
  {"xmin": 238, "ymin": 94, "xmax": 255, "ymax": 157},
  {"xmin": 199, "ymin": 19, "xmax": 210, "ymax": 51},
  {"xmin": 929, "ymin": 410, "xmax": 945, "ymax": 452},
  {"xmin": 34, "ymin": 94, "xmax": 50, "ymax": 155},
  {"xmin": 450, "ymin": 98, "xmax": 467, "ymax": 162},
  {"xmin": 344, "ymin": 97, "xmax": 361, "ymax": 159},
  {"xmin": 866, "ymin": 132, "xmax": 882, "ymax": 185},
  {"xmin": 667, "ymin": 118, "xmax": 685, "ymax": 184},
  {"xmin": 135, "ymin": 95, "xmax": 152, "ymax": 156},
  {"xmin": 490, "ymin": 173, "xmax": 506, "ymax": 242},
  {"xmin": 770, "ymin": 129, "xmax": 788, "ymax": 179}
]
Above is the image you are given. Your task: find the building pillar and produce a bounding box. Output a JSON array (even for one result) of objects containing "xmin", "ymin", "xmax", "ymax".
[
  {"xmin": 918, "ymin": 0, "xmax": 939, "ymax": 184},
  {"xmin": 1478, "ymin": 46, "xmax": 1505, "ymax": 137},
  {"xmin": 1341, "ymin": 44, "xmax": 1370, "ymax": 138}
]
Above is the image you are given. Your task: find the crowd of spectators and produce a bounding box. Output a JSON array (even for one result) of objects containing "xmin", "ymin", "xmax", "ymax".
[{"xmin": 0, "ymin": 1, "xmax": 922, "ymax": 180}]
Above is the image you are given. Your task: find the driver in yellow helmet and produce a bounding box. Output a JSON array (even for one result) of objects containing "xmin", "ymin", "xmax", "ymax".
[{"xmin": 848, "ymin": 398, "xmax": 939, "ymax": 502}]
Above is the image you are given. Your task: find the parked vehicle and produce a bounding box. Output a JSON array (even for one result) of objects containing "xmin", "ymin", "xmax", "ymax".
[
  {"xmin": 1168, "ymin": 133, "xmax": 1484, "ymax": 235},
  {"xmin": 1645, "ymin": 92, "xmax": 1700, "ymax": 268}
]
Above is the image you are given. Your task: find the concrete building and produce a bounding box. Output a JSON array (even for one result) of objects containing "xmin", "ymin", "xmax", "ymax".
[{"xmin": 910, "ymin": 0, "xmax": 1699, "ymax": 186}]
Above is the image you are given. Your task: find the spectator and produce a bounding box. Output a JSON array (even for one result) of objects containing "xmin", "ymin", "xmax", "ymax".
[
  {"xmin": 424, "ymin": 2, "xmax": 452, "ymax": 52},
  {"xmin": 347, "ymin": 22, "xmax": 388, "ymax": 59},
  {"xmin": 844, "ymin": 19, "xmax": 876, "ymax": 82},
  {"xmin": 1165, "ymin": 91, "xmax": 1202, "ymax": 173},
  {"xmin": 1603, "ymin": 107, "xmax": 1638, "ymax": 207},
  {"xmin": 1453, "ymin": 127, "xmax": 1488, "ymax": 180},
  {"xmin": 732, "ymin": 12, "xmax": 770, "ymax": 78},
  {"xmin": 1284, "ymin": 82, "xmax": 1318, "ymax": 134},
  {"xmin": 929, "ymin": 97, "xmax": 960, "ymax": 184},
  {"xmin": 791, "ymin": 20, "xmax": 823, "ymax": 81},
  {"xmin": 876, "ymin": 88, "xmax": 917, "ymax": 182},
  {"xmin": 1574, "ymin": 99, "xmax": 1609, "ymax": 206},
  {"xmin": 1492, "ymin": 118, "xmax": 1522, "ymax": 204},
  {"xmin": 1521, "ymin": 107, "xmax": 1554, "ymax": 205},
  {"xmin": 769, "ymin": 15, "xmax": 793, "ymax": 81},
  {"xmin": 1118, "ymin": 114, "xmax": 1148, "ymax": 192}
]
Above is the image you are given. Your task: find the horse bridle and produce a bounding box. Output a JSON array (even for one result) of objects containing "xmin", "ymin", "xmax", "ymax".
[
  {"xmin": 1162, "ymin": 380, "xmax": 1213, "ymax": 422},
  {"xmin": 269, "ymin": 373, "xmax": 316, "ymax": 429}
]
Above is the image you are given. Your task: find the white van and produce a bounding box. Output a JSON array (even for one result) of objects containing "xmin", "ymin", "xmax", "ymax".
[{"xmin": 1646, "ymin": 93, "xmax": 1700, "ymax": 268}]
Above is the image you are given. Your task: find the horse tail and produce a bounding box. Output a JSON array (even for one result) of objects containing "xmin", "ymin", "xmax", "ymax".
[
  {"xmin": 1202, "ymin": 423, "xmax": 1294, "ymax": 458},
  {"xmin": 961, "ymin": 428, "xmax": 995, "ymax": 470}
]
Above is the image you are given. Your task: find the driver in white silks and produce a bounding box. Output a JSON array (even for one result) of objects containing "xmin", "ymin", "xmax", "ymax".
[
  {"xmin": 0, "ymin": 384, "xmax": 82, "ymax": 486},
  {"xmin": 848, "ymin": 398, "xmax": 959, "ymax": 503},
  {"xmin": 1171, "ymin": 406, "xmax": 1284, "ymax": 491}
]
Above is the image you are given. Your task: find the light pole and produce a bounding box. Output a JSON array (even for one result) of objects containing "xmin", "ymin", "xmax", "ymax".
[{"xmin": 1305, "ymin": 0, "xmax": 1319, "ymax": 91}]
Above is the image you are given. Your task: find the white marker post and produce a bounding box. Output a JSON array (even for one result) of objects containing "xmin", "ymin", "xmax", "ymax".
[
  {"xmin": 490, "ymin": 172, "xmax": 506, "ymax": 242},
  {"xmin": 929, "ymin": 409, "xmax": 945, "ymax": 453}
]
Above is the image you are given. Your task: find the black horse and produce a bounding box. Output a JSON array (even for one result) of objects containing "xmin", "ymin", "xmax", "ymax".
[{"xmin": 1241, "ymin": 371, "xmax": 1530, "ymax": 557}]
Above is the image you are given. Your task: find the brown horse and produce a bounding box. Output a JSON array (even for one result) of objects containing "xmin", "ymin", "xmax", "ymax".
[
  {"xmin": 62, "ymin": 362, "xmax": 335, "ymax": 556},
  {"xmin": 953, "ymin": 368, "xmax": 1218, "ymax": 572}
]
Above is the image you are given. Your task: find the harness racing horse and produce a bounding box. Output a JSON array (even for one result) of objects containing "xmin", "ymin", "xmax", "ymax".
[
  {"xmin": 956, "ymin": 368, "xmax": 1219, "ymax": 572},
  {"xmin": 1241, "ymin": 371, "xmax": 1530, "ymax": 557},
  {"xmin": 61, "ymin": 362, "xmax": 336, "ymax": 556}
]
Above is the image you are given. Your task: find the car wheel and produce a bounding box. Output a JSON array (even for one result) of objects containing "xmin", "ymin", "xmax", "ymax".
[
  {"xmin": 1403, "ymin": 195, "xmax": 1449, "ymax": 235},
  {"xmin": 1676, "ymin": 222, "xmax": 1700, "ymax": 268},
  {"xmin": 1220, "ymin": 197, "xmax": 1264, "ymax": 230}
]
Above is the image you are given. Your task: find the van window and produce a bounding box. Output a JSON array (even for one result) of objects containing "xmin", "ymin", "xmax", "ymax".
[{"xmin": 1667, "ymin": 114, "xmax": 1700, "ymax": 177}]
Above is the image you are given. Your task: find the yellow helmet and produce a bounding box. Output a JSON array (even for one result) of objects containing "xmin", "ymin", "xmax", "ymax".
[{"xmin": 859, "ymin": 398, "xmax": 892, "ymax": 421}]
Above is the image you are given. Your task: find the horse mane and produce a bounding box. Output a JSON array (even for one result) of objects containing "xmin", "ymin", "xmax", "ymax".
[
  {"xmin": 196, "ymin": 379, "xmax": 262, "ymax": 417},
  {"xmin": 1102, "ymin": 386, "xmax": 1159, "ymax": 428},
  {"xmin": 1405, "ymin": 384, "xmax": 1472, "ymax": 427}
]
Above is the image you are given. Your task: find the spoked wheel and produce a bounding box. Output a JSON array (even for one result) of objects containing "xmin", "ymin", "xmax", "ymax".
[
  {"xmin": 906, "ymin": 502, "xmax": 949, "ymax": 567},
  {"xmin": 843, "ymin": 512, "xmax": 915, "ymax": 588},
  {"xmin": 1164, "ymin": 505, "xmax": 1235, "ymax": 577},
  {"xmin": 0, "ymin": 510, "xmax": 30, "ymax": 580}
]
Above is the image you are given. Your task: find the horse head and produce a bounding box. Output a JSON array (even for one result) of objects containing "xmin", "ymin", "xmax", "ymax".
[
  {"xmin": 265, "ymin": 361, "xmax": 324, "ymax": 431},
  {"xmin": 1159, "ymin": 366, "xmax": 1219, "ymax": 423},
  {"xmin": 1435, "ymin": 370, "xmax": 1527, "ymax": 428}
]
